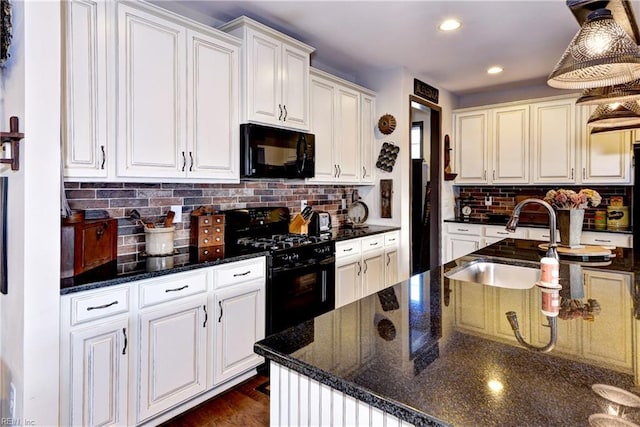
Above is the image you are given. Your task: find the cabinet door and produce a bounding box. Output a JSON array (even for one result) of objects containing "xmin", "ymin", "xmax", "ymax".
[
  {"xmin": 62, "ymin": 0, "xmax": 109, "ymax": 178},
  {"xmin": 245, "ymin": 28, "xmax": 281, "ymax": 127},
  {"xmin": 335, "ymin": 86, "xmax": 361, "ymax": 182},
  {"xmin": 360, "ymin": 94, "xmax": 376, "ymax": 184},
  {"xmin": 335, "ymin": 257, "xmax": 361, "ymax": 308},
  {"xmin": 582, "ymin": 270, "xmax": 633, "ymax": 371},
  {"xmin": 362, "ymin": 251, "xmax": 385, "ymax": 297},
  {"xmin": 309, "ymin": 74, "xmax": 337, "ymax": 182},
  {"xmin": 117, "ymin": 3, "xmax": 186, "ymax": 178},
  {"xmin": 138, "ymin": 296, "xmax": 208, "ymax": 421},
  {"xmin": 384, "ymin": 248, "xmax": 398, "ymax": 287},
  {"xmin": 453, "ymin": 281, "xmax": 489, "ymax": 334},
  {"xmin": 492, "ymin": 288, "xmax": 530, "ymax": 343},
  {"xmin": 580, "ymin": 120, "xmax": 632, "ymax": 184},
  {"xmin": 445, "ymin": 235, "xmax": 480, "ymax": 263},
  {"xmin": 69, "ymin": 318, "xmax": 129, "ymax": 427},
  {"xmin": 186, "ymin": 29, "xmax": 239, "ymax": 180},
  {"xmin": 281, "ymin": 43, "xmax": 310, "ymax": 130},
  {"xmin": 491, "ymin": 105, "xmax": 529, "ymax": 184},
  {"xmin": 454, "ymin": 111, "xmax": 489, "ymax": 184},
  {"xmin": 531, "ymin": 99, "xmax": 576, "ymax": 183},
  {"xmin": 213, "ymin": 279, "xmax": 265, "ymax": 385}
]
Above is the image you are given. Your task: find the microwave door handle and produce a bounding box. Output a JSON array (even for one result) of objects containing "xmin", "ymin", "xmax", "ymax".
[{"xmin": 296, "ymin": 136, "xmax": 306, "ymax": 174}]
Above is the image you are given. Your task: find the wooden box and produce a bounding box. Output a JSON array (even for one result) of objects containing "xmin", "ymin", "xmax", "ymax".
[
  {"xmin": 61, "ymin": 218, "xmax": 118, "ymax": 279},
  {"xmin": 190, "ymin": 214, "xmax": 224, "ymax": 262}
]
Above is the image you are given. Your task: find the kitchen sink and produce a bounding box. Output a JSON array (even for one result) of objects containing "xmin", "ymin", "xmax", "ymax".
[{"xmin": 445, "ymin": 259, "xmax": 539, "ymax": 289}]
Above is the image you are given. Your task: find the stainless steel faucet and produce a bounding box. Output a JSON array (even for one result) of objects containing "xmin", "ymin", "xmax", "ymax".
[{"xmin": 506, "ymin": 198, "xmax": 559, "ymax": 260}]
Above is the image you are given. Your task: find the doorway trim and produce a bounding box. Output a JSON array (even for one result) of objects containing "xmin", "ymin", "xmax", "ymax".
[{"xmin": 409, "ymin": 95, "xmax": 442, "ymax": 272}]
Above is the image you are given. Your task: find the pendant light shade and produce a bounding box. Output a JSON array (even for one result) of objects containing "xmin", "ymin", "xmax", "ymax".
[
  {"xmin": 587, "ymin": 100, "xmax": 640, "ymax": 127},
  {"xmin": 576, "ymin": 79, "xmax": 640, "ymax": 104},
  {"xmin": 548, "ymin": 9, "xmax": 640, "ymax": 89}
]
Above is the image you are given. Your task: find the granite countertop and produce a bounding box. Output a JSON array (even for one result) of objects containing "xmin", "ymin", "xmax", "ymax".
[
  {"xmin": 444, "ymin": 217, "xmax": 633, "ymax": 234},
  {"xmin": 60, "ymin": 225, "xmax": 400, "ymax": 295},
  {"xmin": 255, "ymin": 239, "xmax": 640, "ymax": 426}
]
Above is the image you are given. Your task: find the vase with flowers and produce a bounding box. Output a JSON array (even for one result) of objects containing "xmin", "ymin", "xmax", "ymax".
[{"xmin": 543, "ymin": 189, "xmax": 602, "ymax": 248}]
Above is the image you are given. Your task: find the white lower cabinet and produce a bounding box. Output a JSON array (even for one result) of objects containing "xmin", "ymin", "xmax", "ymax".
[
  {"xmin": 138, "ymin": 295, "xmax": 208, "ymax": 422},
  {"xmin": 335, "ymin": 231, "xmax": 399, "ymax": 308},
  {"xmin": 61, "ymin": 256, "xmax": 267, "ymax": 426},
  {"xmin": 61, "ymin": 285, "xmax": 131, "ymax": 427},
  {"xmin": 213, "ymin": 278, "xmax": 265, "ymax": 384},
  {"xmin": 68, "ymin": 317, "xmax": 130, "ymax": 427}
]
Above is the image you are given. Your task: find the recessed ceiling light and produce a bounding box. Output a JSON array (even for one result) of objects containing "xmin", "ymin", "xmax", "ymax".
[
  {"xmin": 439, "ymin": 19, "xmax": 461, "ymax": 32},
  {"xmin": 487, "ymin": 66, "xmax": 504, "ymax": 75}
]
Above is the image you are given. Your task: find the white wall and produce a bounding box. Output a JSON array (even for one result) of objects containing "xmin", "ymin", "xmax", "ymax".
[
  {"xmin": 0, "ymin": 1, "xmax": 60, "ymax": 424},
  {"xmin": 357, "ymin": 68, "xmax": 456, "ymax": 279}
]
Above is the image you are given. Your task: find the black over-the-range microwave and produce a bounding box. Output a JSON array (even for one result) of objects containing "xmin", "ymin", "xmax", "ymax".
[{"xmin": 240, "ymin": 123, "xmax": 315, "ymax": 179}]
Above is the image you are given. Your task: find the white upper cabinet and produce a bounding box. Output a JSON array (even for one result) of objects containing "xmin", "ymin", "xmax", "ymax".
[
  {"xmin": 491, "ymin": 105, "xmax": 529, "ymax": 184},
  {"xmin": 531, "ymin": 98, "xmax": 576, "ymax": 183},
  {"xmin": 452, "ymin": 95, "xmax": 626, "ymax": 186},
  {"xmin": 360, "ymin": 94, "xmax": 376, "ymax": 184},
  {"xmin": 117, "ymin": 3, "xmax": 187, "ymax": 178},
  {"xmin": 220, "ymin": 16, "xmax": 314, "ymax": 131},
  {"xmin": 308, "ymin": 68, "xmax": 376, "ymax": 184},
  {"xmin": 62, "ymin": 0, "xmax": 110, "ymax": 178},
  {"xmin": 186, "ymin": 29, "xmax": 239, "ymax": 180},
  {"xmin": 63, "ymin": 0, "xmax": 240, "ymax": 182},
  {"xmin": 578, "ymin": 105, "xmax": 633, "ymax": 184},
  {"xmin": 116, "ymin": 3, "xmax": 240, "ymax": 180},
  {"xmin": 453, "ymin": 110, "xmax": 489, "ymax": 184}
]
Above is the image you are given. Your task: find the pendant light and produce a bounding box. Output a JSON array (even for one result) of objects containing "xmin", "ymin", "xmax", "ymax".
[
  {"xmin": 548, "ymin": 8, "xmax": 640, "ymax": 89},
  {"xmin": 586, "ymin": 100, "xmax": 640, "ymax": 128},
  {"xmin": 576, "ymin": 79, "xmax": 640, "ymax": 104}
]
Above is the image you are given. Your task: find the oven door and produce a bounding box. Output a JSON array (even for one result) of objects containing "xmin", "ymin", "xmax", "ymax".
[{"xmin": 268, "ymin": 257, "xmax": 335, "ymax": 335}]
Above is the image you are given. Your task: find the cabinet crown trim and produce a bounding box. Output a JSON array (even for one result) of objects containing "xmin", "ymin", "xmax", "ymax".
[
  {"xmin": 453, "ymin": 93, "xmax": 580, "ymax": 114},
  {"xmin": 218, "ymin": 15, "xmax": 315, "ymax": 53},
  {"xmin": 310, "ymin": 67, "xmax": 375, "ymax": 96}
]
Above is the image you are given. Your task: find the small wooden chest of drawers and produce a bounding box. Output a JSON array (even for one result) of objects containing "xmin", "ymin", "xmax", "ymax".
[{"xmin": 190, "ymin": 214, "xmax": 224, "ymax": 262}]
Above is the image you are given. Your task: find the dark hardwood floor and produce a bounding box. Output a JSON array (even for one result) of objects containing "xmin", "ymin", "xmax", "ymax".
[{"xmin": 161, "ymin": 375, "xmax": 270, "ymax": 427}]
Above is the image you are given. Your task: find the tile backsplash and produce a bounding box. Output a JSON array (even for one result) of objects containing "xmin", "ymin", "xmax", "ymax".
[
  {"xmin": 455, "ymin": 185, "xmax": 633, "ymax": 228},
  {"xmin": 64, "ymin": 181, "xmax": 354, "ymax": 273}
]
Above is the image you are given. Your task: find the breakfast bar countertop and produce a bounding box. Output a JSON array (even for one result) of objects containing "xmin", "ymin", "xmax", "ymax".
[{"xmin": 255, "ymin": 239, "xmax": 640, "ymax": 426}]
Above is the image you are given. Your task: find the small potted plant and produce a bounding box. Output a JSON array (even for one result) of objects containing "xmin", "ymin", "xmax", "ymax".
[{"xmin": 543, "ymin": 189, "xmax": 601, "ymax": 248}]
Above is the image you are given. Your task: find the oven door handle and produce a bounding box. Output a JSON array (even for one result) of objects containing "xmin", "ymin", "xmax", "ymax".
[{"xmin": 271, "ymin": 257, "xmax": 335, "ymax": 274}]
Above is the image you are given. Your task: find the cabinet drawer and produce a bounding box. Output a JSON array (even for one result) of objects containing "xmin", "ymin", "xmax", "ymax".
[
  {"xmin": 527, "ymin": 228, "xmax": 560, "ymax": 242},
  {"xmin": 384, "ymin": 231, "xmax": 400, "ymax": 246},
  {"xmin": 581, "ymin": 232, "xmax": 631, "ymax": 248},
  {"xmin": 446, "ymin": 223, "xmax": 483, "ymax": 236},
  {"xmin": 70, "ymin": 286, "xmax": 130, "ymax": 325},
  {"xmin": 194, "ymin": 227, "xmax": 224, "ymax": 247},
  {"xmin": 361, "ymin": 235, "xmax": 384, "ymax": 252},
  {"xmin": 214, "ymin": 257, "xmax": 266, "ymax": 289},
  {"xmin": 484, "ymin": 226, "xmax": 527, "ymax": 239},
  {"xmin": 139, "ymin": 269, "xmax": 209, "ymax": 308},
  {"xmin": 336, "ymin": 239, "xmax": 362, "ymax": 257}
]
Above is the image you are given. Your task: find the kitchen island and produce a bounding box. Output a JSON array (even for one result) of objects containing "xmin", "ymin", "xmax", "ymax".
[{"xmin": 255, "ymin": 239, "xmax": 640, "ymax": 426}]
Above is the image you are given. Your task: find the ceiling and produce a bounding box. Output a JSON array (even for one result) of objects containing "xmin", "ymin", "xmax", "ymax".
[{"xmin": 171, "ymin": 0, "xmax": 640, "ymax": 97}]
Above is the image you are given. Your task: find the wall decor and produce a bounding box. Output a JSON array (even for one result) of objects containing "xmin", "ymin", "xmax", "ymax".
[
  {"xmin": 376, "ymin": 142, "xmax": 399, "ymax": 172},
  {"xmin": 414, "ymin": 78, "xmax": 439, "ymax": 104},
  {"xmin": 380, "ymin": 179, "xmax": 392, "ymax": 218},
  {"xmin": 378, "ymin": 114, "xmax": 397, "ymax": 135},
  {"xmin": 0, "ymin": 0, "xmax": 11, "ymax": 67},
  {"xmin": 443, "ymin": 134, "xmax": 457, "ymax": 181}
]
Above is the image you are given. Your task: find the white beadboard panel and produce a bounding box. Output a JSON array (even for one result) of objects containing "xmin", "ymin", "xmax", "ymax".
[{"xmin": 269, "ymin": 361, "xmax": 416, "ymax": 427}]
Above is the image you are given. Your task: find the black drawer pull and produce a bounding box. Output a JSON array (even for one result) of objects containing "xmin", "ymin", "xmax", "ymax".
[
  {"xmin": 218, "ymin": 301, "xmax": 223, "ymax": 322},
  {"xmin": 233, "ymin": 270, "xmax": 251, "ymax": 277},
  {"xmin": 203, "ymin": 305, "xmax": 208, "ymax": 328},
  {"xmin": 343, "ymin": 248, "xmax": 353, "ymax": 252},
  {"xmin": 87, "ymin": 300, "xmax": 118, "ymax": 311},
  {"xmin": 369, "ymin": 242, "xmax": 379, "ymax": 246},
  {"xmin": 457, "ymin": 228, "xmax": 469, "ymax": 232},
  {"xmin": 594, "ymin": 239, "xmax": 611, "ymax": 243},
  {"xmin": 165, "ymin": 285, "xmax": 189, "ymax": 293}
]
